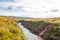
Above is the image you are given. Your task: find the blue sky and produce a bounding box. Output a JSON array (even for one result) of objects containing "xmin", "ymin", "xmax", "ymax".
[
  {"xmin": 0, "ymin": 0, "xmax": 60, "ymax": 18},
  {"xmin": 0, "ymin": 0, "xmax": 15, "ymax": 2}
]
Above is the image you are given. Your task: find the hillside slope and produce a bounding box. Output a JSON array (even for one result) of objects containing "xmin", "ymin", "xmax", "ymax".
[
  {"xmin": 0, "ymin": 16, "xmax": 27, "ymax": 40},
  {"xmin": 19, "ymin": 18, "xmax": 60, "ymax": 40}
]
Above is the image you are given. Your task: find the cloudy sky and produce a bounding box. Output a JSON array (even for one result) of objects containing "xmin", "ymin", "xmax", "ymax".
[{"xmin": 0, "ymin": 0, "xmax": 60, "ymax": 18}]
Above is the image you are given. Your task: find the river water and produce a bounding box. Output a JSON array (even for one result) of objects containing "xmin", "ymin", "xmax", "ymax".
[{"xmin": 18, "ymin": 23, "xmax": 43, "ymax": 40}]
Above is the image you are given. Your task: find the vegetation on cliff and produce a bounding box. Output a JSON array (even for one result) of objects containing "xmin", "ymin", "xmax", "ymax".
[{"xmin": 19, "ymin": 18, "xmax": 60, "ymax": 40}]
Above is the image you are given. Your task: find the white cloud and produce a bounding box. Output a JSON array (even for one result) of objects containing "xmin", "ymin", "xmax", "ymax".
[{"xmin": 0, "ymin": 0, "xmax": 60, "ymax": 18}]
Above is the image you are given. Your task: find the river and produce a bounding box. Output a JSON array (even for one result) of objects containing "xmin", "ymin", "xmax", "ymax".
[{"xmin": 18, "ymin": 23, "xmax": 43, "ymax": 40}]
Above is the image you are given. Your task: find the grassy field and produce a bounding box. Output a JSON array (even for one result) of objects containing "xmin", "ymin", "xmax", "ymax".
[
  {"xmin": 0, "ymin": 16, "xmax": 60, "ymax": 40},
  {"xmin": 0, "ymin": 16, "xmax": 27, "ymax": 40}
]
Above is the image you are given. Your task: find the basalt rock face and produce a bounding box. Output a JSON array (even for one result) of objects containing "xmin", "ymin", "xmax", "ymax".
[
  {"xmin": 19, "ymin": 20, "xmax": 51, "ymax": 35},
  {"xmin": 19, "ymin": 20, "xmax": 60, "ymax": 40},
  {"xmin": 0, "ymin": 16, "xmax": 27, "ymax": 40}
]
